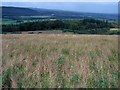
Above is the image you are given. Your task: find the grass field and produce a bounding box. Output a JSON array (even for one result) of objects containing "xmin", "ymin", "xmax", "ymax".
[
  {"xmin": 110, "ymin": 28, "xmax": 119, "ymax": 31},
  {"xmin": 2, "ymin": 34, "xmax": 118, "ymax": 88},
  {"xmin": 2, "ymin": 19, "xmax": 17, "ymax": 25},
  {"xmin": 20, "ymin": 16, "xmax": 52, "ymax": 18}
]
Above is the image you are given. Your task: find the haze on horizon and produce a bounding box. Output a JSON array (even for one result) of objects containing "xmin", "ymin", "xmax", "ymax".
[{"xmin": 2, "ymin": 2, "xmax": 118, "ymax": 14}]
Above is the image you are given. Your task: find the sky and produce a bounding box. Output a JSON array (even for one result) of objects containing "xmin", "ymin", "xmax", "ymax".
[
  {"xmin": 1, "ymin": 0, "xmax": 119, "ymax": 2},
  {"xmin": 2, "ymin": 1, "xmax": 119, "ymax": 14}
]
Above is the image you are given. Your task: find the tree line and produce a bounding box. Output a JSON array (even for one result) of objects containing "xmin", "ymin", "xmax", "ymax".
[{"xmin": 2, "ymin": 19, "xmax": 118, "ymax": 34}]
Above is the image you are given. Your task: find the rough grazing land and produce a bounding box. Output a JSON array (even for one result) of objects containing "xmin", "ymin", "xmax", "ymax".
[{"xmin": 2, "ymin": 34, "xmax": 118, "ymax": 88}]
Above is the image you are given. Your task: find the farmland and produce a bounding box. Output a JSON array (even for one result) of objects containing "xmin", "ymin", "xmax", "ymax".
[
  {"xmin": 2, "ymin": 19, "xmax": 17, "ymax": 25},
  {"xmin": 2, "ymin": 34, "xmax": 118, "ymax": 88}
]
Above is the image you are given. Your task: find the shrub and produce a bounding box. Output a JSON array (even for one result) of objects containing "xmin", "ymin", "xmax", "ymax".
[{"xmin": 70, "ymin": 73, "xmax": 79, "ymax": 87}]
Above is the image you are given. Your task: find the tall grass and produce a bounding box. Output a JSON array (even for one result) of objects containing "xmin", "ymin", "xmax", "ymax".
[{"xmin": 2, "ymin": 34, "xmax": 118, "ymax": 88}]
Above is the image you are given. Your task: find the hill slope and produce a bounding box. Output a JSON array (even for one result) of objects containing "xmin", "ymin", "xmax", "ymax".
[
  {"xmin": 1, "ymin": 6, "xmax": 117, "ymax": 21},
  {"xmin": 2, "ymin": 6, "xmax": 40, "ymax": 16}
]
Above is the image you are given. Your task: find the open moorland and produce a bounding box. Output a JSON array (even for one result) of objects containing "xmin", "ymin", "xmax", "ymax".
[{"xmin": 2, "ymin": 34, "xmax": 118, "ymax": 88}]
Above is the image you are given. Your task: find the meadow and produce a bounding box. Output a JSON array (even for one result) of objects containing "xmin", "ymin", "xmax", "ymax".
[
  {"xmin": 2, "ymin": 34, "xmax": 118, "ymax": 88},
  {"xmin": 2, "ymin": 19, "xmax": 17, "ymax": 25}
]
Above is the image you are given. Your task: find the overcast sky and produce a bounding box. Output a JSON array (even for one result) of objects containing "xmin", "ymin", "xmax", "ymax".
[{"xmin": 2, "ymin": 1, "xmax": 118, "ymax": 14}]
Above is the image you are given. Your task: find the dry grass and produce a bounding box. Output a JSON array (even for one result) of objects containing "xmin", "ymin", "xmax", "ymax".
[
  {"xmin": 110, "ymin": 28, "xmax": 119, "ymax": 31},
  {"xmin": 2, "ymin": 34, "xmax": 118, "ymax": 88}
]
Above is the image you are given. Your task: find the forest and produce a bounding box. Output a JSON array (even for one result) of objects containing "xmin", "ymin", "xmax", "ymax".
[{"xmin": 2, "ymin": 19, "xmax": 119, "ymax": 34}]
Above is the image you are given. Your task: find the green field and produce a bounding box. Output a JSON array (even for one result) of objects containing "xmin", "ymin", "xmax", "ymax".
[
  {"xmin": 2, "ymin": 34, "xmax": 118, "ymax": 88},
  {"xmin": 2, "ymin": 19, "xmax": 17, "ymax": 25},
  {"xmin": 20, "ymin": 16, "xmax": 52, "ymax": 18}
]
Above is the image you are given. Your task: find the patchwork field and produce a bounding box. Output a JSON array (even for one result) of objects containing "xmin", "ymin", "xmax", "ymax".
[{"xmin": 2, "ymin": 34, "xmax": 118, "ymax": 88}]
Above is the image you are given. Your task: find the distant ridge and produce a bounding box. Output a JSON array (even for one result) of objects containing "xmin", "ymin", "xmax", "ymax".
[
  {"xmin": 2, "ymin": 6, "xmax": 40, "ymax": 16},
  {"xmin": 1, "ymin": 6, "xmax": 117, "ymax": 21}
]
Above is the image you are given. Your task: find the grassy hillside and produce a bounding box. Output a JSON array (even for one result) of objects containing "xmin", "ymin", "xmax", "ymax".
[{"xmin": 2, "ymin": 34, "xmax": 118, "ymax": 88}]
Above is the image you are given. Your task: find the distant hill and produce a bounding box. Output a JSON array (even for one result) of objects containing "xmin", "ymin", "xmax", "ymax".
[
  {"xmin": 2, "ymin": 6, "xmax": 40, "ymax": 16},
  {"xmin": 1, "ymin": 6, "xmax": 117, "ymax": 21}
]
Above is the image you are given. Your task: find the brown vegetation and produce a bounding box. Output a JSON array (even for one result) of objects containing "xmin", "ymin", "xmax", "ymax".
[{"xmin": 2, "ymin": 34, "xmax": 118, "ymax": 88}]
